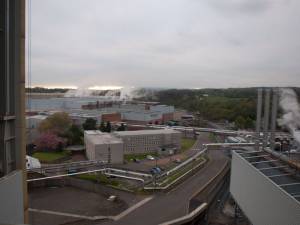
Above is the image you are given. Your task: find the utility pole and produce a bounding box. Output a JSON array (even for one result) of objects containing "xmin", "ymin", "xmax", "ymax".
[{"xmin": 108, "ymin": 145, "xmax": 111, "ymax": 164}]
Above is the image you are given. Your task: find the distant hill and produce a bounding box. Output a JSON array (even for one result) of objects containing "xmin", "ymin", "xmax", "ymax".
[{"xmin": 26, "ymin": 87, "xmax": 70, "ymax": 93}]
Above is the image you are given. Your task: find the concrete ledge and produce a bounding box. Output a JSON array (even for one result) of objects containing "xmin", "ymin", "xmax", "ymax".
[{"xmin": 159, "ymin": 203, "xmax": 207, "ymax": 225}]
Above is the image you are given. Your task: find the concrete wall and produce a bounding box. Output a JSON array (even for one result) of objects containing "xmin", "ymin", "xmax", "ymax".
[
  {"xmin": 121, "ymin": 132, "xmax": 181, "ymax": 154},
  {"xmin": 121, "ymin": 134, "xmax": 163, "ymax": 154},
  {"xmin": 0, "ymin": 171, "xmax": 24, "ymax": 224},
  {"xmin": 94, "ymin": 142, "xmax": 123, "ymax": 164},
  {"xmin": 85, "ymin": 136, "xmax": 96, "ymax": 160},
  {"xmin": 230, "ymin": 151, "xmax": 300, "ymax": 225}
]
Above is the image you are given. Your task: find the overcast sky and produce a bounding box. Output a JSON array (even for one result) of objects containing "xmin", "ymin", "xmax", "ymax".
[{"xmin": 29, "ymin": 0, "xmax": 300, "ymax": 89}]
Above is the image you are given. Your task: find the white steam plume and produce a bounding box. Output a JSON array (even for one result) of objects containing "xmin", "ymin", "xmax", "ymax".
[{"xmin": 278, "ymin": 88, "xmax": 300, "ymax": 143}]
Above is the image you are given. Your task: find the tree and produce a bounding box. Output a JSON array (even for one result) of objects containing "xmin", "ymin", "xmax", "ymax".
[
  {"xmin": 105, "ymin": 121, "xmax": 112, "ymax": 133},
  {"xmin": 99, "ymin": 121, "xmax": 106, "ymax": 132},
  {"xmin": 117, "ymin": 123, "xmax": 126, "ymax": 131},
  {"xmin": 67, "ymin": 124, "xmax": 83, "ymax": 145},
  {"xmin": 82, "ymin": 118, "xmax": 97, "ymax": 130},
  {"xmin": 235, "ymin": 116, "xmax": 246, "ymax": 129},
  {"xmin": 34, "ymin": 132, "xmax": 66, "ymax": 152},
  {"xmin": 245, "ymin": 117, "xmax": 254, "ymax": 129},
  {"xmin": 38, "ymin": 112, "xmax": 71, "ymax": 136}
]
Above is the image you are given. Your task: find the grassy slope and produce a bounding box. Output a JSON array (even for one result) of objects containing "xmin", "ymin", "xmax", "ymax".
[
  {"xmin": 181, "ymin": 138, "xmax": 196, "ymax": 152},
  {"xmin": 32, "ymin": 151, "xmax": 70, "ymax": 163}
]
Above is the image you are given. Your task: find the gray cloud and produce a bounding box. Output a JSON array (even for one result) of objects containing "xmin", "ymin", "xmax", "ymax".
[
  {"xmin": 206, "ymin": 0, "xmax": 272, "ymax": 14},
  {"xmin": 28, "ymin": 0, "xmax": 300, "ymax": 89}
]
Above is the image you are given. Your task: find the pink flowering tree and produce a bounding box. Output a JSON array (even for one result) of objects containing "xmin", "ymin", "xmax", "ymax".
[{"xmin": 35, "ymin": 132, "xmax": 66, "ymax": 152}]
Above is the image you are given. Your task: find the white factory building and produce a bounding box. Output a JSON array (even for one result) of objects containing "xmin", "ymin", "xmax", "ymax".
[
  {"xmin": 114, "ymin": 129, "xmax": 182, "ymax": 154},
  {"xmin": 84, "ymin": 131, "xmax": 124, "ymax": 164},
  {"xmin": 84, "ymin": 129, "xmax": 182, "ymax": 163}
]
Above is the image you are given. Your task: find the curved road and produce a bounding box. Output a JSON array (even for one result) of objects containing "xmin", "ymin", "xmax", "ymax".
[{"xmin": 104, "ymin": 140, "xmax": 228, "ymax": 225}]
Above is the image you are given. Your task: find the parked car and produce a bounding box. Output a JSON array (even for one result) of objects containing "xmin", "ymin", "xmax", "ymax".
[
  {"xmin": 150, "ymin": 168, "xmax": 157, "ymax": 175},
  {"xmin": 154, "ymin": 167, "xmax": 161, "ymax": 173},
  {"xmin": 150, "ymin": 167, "xmax": 162, "ymax": 175},
  {"xmin": 147, "ymin": 155, "xmax": 155, "ymax": 160},
  {"xmin": 107, "ymin": 195, "xmax": 117, "ymax": 202}
]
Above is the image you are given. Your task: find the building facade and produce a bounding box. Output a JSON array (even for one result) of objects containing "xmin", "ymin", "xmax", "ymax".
[
  {"xmin": 84, "ymin": 131, "xmax": 124, "ymax": 164},
  {"xmin": 114, "ymin": 129, "xmax": 182, "ymax": 154}
]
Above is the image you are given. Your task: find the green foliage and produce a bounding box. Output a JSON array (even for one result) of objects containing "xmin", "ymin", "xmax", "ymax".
[
  {"xmin": 67, "ymin": 124, "xmax": 83, "ymax": 145},
  {"xmin": 32, "ymin": 151, "xmax": 70, "ymax": 163},
  {"xmin": 82, "ymin": 118, "xmax": 97, "ymax": 130},
  {"xmin": 181, "ymin": 138, "xmax": 196, "ymax": 152},
  {"xmin": 235, "ymin": 116, "xmax": 255, "ymax": 129},
  {"xmin": 137, "ymin": 88, "xmax": 258, "ymax": 124},
  {"xmin": 235, "ymin": 116, "xmax": 246, "ymax": 129},
  {"xmin": 117, "ymin": 123, "xmax": 126, "ymax": 131},
  {"xmin": 99, "ymin": 121, "xmax": 106, "ymax": 132},
  {"xmin": 105, "ymin": 121, "xmax": 112, "ymax": 133},
  {"xmin": 38, "ymin": 112, "xmax": 72, "ymax": 136}
]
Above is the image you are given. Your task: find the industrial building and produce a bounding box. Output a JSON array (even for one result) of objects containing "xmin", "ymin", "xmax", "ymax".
[
  {"xmin": 84, "ymin": 129, "xmax": 182, "ymax": 161},
  {"xmin": 27, "ymin": 99, "xmax": 176, "ymax": 125},
  {"xmin": 230, "ymin": 150, "xmax": 300, "ymax": 225},
  {"xmin": 114, "ymin": 129, "xmax": 182, "ymax": 154},
  {"xmin": 229, "ymin": 88, "xmax": 300, "ymax": 225},
  {"xmin": 84, "ymin": 131, "xmax": 124, "ymax": 164}
]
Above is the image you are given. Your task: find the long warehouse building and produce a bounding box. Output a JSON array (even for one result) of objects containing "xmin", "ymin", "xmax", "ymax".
[
  {"xmin": 84, "ymin": 129, "xmax": 182, "ymax": 163},
  {"xmin": 114, "ymin": 129, "xmax": 182, "ymax": 154}
]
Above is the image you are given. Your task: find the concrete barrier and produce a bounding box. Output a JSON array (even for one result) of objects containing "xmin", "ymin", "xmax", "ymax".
[{"xmin": 159, "ymin": 203, "xmax": 208, "ymax": 225}]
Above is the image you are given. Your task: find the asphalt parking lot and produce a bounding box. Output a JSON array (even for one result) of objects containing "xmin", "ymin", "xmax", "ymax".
[{"xmin": 29, "ymin": 186, "xmax": 144, "ymax": 225}]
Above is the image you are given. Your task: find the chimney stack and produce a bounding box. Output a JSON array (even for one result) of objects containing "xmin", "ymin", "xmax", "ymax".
[{"xmin": 256, "ymin": 88, "xmax": 278, "ymax": 150}]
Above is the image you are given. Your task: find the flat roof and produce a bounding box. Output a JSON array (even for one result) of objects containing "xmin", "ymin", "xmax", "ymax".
[
  {"xmin": 114, "ymin": 129, "xmax": 181, "ymax": 136},
  {"xmin": 85, "ymin": 131, "xmax": 123, "ymax": 144},
  {"xmin": 235, "ymin": 150, "xmax": 300, "ymax": 203}
]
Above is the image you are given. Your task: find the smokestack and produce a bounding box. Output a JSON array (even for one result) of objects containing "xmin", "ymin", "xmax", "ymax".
[
  {"xmin": 263, "ymin": 89, "xmax": 271, "ymax": 148},
  {"xmin": 270, "ymin": 88, "xmax": 278, "ymax": 149},
  {"xmin": 256, "ymin": 88, "xmax": 263, "ymax": 150},
  {"xmin": 256, "ymin": 88, "xmax": 263, "ymax": 133}
]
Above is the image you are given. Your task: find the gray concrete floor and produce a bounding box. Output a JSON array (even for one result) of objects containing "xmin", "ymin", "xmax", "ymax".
[{"xmin": 29, "ymin": 186, "xmax": 143, "ymax": 225}]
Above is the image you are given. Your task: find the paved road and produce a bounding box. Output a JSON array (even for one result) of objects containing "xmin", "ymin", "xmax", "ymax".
[{"xmin": 103, "ymin": 135, "xmax": 228, "ymax": 225}]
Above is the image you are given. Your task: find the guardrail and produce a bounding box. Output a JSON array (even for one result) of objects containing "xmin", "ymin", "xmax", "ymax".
[
  {"xmin": 158, "ymin": 203, "xmax": 208, "ymax": 225},
  {"xmin": 105, "ymin": 168, "xmax": 152, "ymax": 178},
  {"xmin": 165, "ymin": 147, "xmax": 207, "ymax": 177},
  {"xmin": 27, "ymin": 167, "xmax": 149, "ymax": 182},
  {"xmin": 144, "ymin": 158, "xmax": 207, "ymax": 190}
]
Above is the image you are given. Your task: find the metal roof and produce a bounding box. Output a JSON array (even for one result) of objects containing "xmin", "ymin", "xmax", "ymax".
[{"xmin": 236, "ymin": 150, "xmax": 300, "ymax": 203}]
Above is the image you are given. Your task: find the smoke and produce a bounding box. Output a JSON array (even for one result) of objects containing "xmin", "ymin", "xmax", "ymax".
[
  {"xmin": 278, "ymin": 88, "xmax": 300, "ymax": 143},
  {"xmin": 63, "ymin": 86, "xmax": 157, "ymax": 101}
]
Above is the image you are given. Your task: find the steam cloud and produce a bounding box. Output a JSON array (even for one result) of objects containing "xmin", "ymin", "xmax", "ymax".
[
  {"xmin": 278, "ymin": 88, "xmax": 300, "ymax": 143},
  {"xmin": 63, "ymin": 86, "xmax": 158, "ymax": 101}
]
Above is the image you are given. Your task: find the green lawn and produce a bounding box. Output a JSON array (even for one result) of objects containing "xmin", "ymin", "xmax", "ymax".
[
  {"xmin": 154, "ymin": 156, "xmax": 206, "ymax": 187},
  {"xmin": 181, "ymin": 138, "xmax": 196, "ymax": 152},
  {"xmin": 77, "ymin": 173, "xmax": 119, "ymax": 186},
  {"xmin": 124, "ymin": 152, "xmax": 158, "ymax": 162},
  {"xmin": 32, "ymin": 151, "xmax": 70, "ymax": 163}
]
